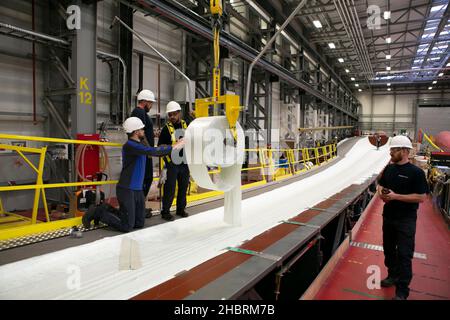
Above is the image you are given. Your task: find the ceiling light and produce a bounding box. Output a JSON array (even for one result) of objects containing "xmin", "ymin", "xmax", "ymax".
[
  {"xmin": 351, "ymin": 77, "xmax": 355, "ymax": 81},
  {"xmin": 355, "ymin": 84, "xmax": 359, "ymax": 87},
  {"xmin": 358, "ymin": 89, "xmax": 362, "ymax": 92},
  {"xmin": 386, "ymin": 37, "xmax": 391, "ymax": 44},
  {"xmin": 428, "ymin": 87, "xmax": 432, "ymax": 90},
  {"xmin": 328, "ymin": 42, "xmax": 336, "ymax": 49},
  {"xmin": 431, "ymin": 5, "xmax": 444, "ymax": 12},
  {"xmin": 387, "ymin": 83, "xmax": 391, "ymax": 86},
  {"xmin": 422, "ymin": 33, "xmax": 435, "ymax": 39},
  {"xmin": 447, "ymin": 62, "xmax": 450, "ymax": 67},
  {"xmin": 313, "ymin": 20, "xmax": 322, "ymax": 29},
  {"xmin": 387, "ymin": 88, "xmax": 391, "ymax": 91},
  {"xmin": 432, "ymin": 80, "xmax": 437, "ymax": 84},
  {"xmin": 386, "ymin": 66, "xmax": 391, "ymax": 71},
  {"xmin": 345, "ymin": 69, "xmax": 350, "ymax": 73},
  {"xmin": 386, "ymin": 54, "xmax": 391, "ymax": 60},
  {"xmin": 438, "ymin": 72, "xmax": 444, "ymax": 76},
  {"xmin": 338, "ymin": 58, "xmax": 344, "ymax": 63},
  {"xmin": 384, "ymin": 11, "xmax": 391, "ymax": 20}
]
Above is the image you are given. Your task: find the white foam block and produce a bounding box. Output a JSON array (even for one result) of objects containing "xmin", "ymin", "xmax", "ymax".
[{"xmin": 185, "ymin": 116, "xmax": 245, "ymax": 226}]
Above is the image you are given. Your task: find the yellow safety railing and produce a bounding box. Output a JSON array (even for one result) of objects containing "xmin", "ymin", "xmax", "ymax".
[
  {"xmin": 182, "ymin": 148, "xmax": 269, "ymax": 203},
  {"xmin": 0, "ymin": 134, "xmax": 121, "ymax": 240},
  {"xmin": 0, "ymin": 144, "xmax": 50, "ymax": 227},
  {"xmin": 422, "ymin": 132, "xmax": 443, "ymax": 152},
  {"xmin": 239, "ymin": 148, "xmax": 268, "ymax": 183},
  {"xmin": 183, "ymin": 143, "xmax": 338, "ymax": 202},
  {"xmin": 0, "ymin": 132, "xmax": 338, "ymax": 241}
]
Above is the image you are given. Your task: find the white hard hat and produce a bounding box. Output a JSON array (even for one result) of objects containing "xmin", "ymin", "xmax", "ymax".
[
  {"xmin": 390, "ymin": 135, "xmax": 413, "ymax": 149},
  {"xmin": 166, "ymin": 101, "xmax": 181, "ymax": 114},
  {"xmin": 123, "ymin": 117, "xmax": 145, "ymax": 133},
  {"xmin": 137, "ymin": 89, "xmax": 156, "ymax": 102}
]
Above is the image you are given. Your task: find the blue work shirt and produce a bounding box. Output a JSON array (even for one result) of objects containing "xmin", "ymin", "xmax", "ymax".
[{"xmin": 117, "ymin": 139, "xmax": 172, "ymax": 191}]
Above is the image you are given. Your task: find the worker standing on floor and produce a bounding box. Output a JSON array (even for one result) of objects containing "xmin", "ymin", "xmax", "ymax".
[
  {"xmin": 377, "ymin": 135, "xmax": 428, "ymax": 300},
  {"xmin": 131, "ymin": 89, "xmax": 157, "ymax": 218},
  {"xmin": 82, "ymin": 117, "xmax": 185, "ymax": 232},
  {"xmin": 375, "ymin": 133, "xmax": 381, "ymax": 150},
  {"xmin": 158, "ymin": 101, "xmax": 190, "ymax": 221}
]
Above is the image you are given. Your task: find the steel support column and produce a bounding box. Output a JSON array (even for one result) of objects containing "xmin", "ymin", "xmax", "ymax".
[
  {"xmin": 265, "ymin": 72, "xmax": 272, "ymax": 145},
  {"xmin": 70, "ymin": 0, "xmax": 97, "ymax": 136},
  {"xmin": 393, "ymin": 91, "xmax": 397, "ymax": 135}
]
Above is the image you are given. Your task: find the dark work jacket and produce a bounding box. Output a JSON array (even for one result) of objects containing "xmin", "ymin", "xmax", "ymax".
[
  {"xmin": 131, "ymin": 107, "xmax": 154, "ymax": 146},
  {"xmin": 117, "ymin": 139, "xmax": 171, "ymax": 191},
  {"xmin": 131, "ymin": 107, "xmax": 155, "ymax": 178}
]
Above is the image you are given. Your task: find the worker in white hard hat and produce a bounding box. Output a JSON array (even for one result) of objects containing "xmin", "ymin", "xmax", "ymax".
[
  {"xmin": 157, "ymin": 101, "xmax": 190, "ymax": 221},
  {"xmin": 376, "ymin": 134, "xmax": 429, "ymax": 300},
  {"xmin": 375, "ymin": 133, "xmax": 382, "ymax": 150},
  {"xmin": 131, "ymin": 89, "xmax": 157, "ymax": 218},
  {"xmin": 82, "ymin": 117, "xmax": 185, "ymax": 232}
]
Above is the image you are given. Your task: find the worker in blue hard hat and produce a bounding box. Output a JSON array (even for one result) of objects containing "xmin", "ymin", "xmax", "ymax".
[
  {"xmin": 82, "ymin": 117, "xmax": 185, "ymax": 232},
  {"xmin": 131, "ymin": 89, "xmax": 157, "ymax": 218},
  {"xmin": 377, "ymin": 135, "xmax": 428, "ymax": 300}
]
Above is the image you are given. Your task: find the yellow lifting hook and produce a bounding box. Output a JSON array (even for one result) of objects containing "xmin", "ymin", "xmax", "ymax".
[{"xmin": 195, "ymin": 0, "xmax": 241, "ymax": 143}]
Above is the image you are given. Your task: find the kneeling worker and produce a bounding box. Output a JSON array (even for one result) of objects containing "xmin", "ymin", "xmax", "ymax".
[
  {"xmin": 158, "ymin": 101, "xmax": 190, "ymax": 221},
  {"xmin": 83, "ymin": 117, "xmax": 185, "ymax": 232}
]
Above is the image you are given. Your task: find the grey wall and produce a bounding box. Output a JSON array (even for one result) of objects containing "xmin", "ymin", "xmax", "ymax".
[
  {"xmin": 356, "ymin": 91, "xmax": 450, "ymax": 139},
  {"xmin": 0, "ymin": 0, "xmax": 47, "ymax": 145},
  {"xmin": 417, "ymin": 107, "xmax": 450, "ymax": 137}
]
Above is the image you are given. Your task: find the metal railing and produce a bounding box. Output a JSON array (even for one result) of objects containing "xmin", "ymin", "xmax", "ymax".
[
  {"xmin": 185, "ymin": 143, "xmax": 338, "ymax": 202},
  {"xmin": 0, "ymin": 134, "xmax": 121, "ymax": 240}
]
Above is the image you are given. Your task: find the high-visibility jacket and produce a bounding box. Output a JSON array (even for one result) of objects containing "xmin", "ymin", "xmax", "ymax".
[{"xmin": 163, "ymin": 120, "xmax": 187, "ymax": 164}]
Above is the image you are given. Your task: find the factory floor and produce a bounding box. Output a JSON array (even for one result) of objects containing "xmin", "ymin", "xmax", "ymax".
[
  {"xmin": 313, "ymin": 195, "xmax": 450, "ymax": 300},
  {"xmin": 0, "ymin": 138, "xmax": 358, "ymax": 266}
]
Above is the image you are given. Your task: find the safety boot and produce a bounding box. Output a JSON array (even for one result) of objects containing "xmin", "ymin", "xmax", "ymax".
[{"xmin": 381, "ymin": 276, "xmax": 398, "ymax": 287}]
